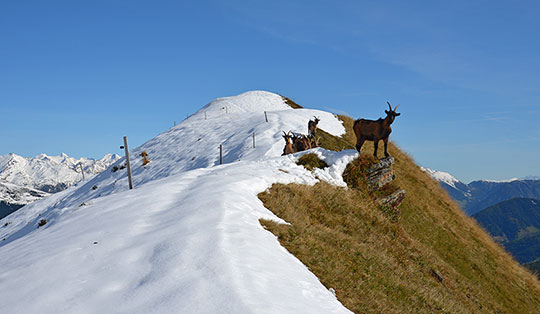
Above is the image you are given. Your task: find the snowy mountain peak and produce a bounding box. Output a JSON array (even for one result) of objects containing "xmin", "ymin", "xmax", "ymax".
[
  {"xmin": 198, "ymin": 90, "xmax": 290, "ymax": 116},
  {"xmin": 420, "ymin": 167, "xmax": 461, "ymax": 188},
  {"xmin": 0, "ymin": 152, "xmax": 121, "ymax": 193}
]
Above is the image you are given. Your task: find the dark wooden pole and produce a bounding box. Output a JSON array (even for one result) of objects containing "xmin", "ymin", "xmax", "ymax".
[
  {"xmin": 253, "ymin": 132, "xmax": 256, "ymax": 148},
  {"xmin": 264, "ymin": 111, "xmax": 268, "ymax": 122},
  {"xmin": 219, "ymin": 144, "xmax": 223, "ymax": 165},
  {"xmin": 123, "ymin": 136, "xmax": 134, "ymax": 189}
]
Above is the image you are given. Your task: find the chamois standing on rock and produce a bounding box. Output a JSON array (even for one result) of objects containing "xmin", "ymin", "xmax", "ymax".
[{"xmin": 353, "ymin": 102, "xmax": 401, "ymax": 158}]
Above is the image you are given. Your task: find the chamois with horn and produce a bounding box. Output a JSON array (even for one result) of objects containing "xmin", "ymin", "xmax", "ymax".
[
  {"xmin": 281, "ymin": 131, "xmax": 295, "ymax": 156},
  {"xmin": 353, "ymin": 102, "xmax": 401, "ymax": 158},
  {"xmin": 293, "ymin": 133, "xmax": 312, "ymax": 152},
  {"xmin": 308, "ymin": 116, "xmax": 320, "ymax": 138}
]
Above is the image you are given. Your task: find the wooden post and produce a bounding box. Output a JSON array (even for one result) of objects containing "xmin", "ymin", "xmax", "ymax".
[
  {"xmin": 264, "ymin": 111, "xmax": 268, "ymax": 122},
  {"xmin": 123, "ymin": 136, "xmax": 134, "ymax": 190},
  {"xmin": 79, "ymin": 164, "xmax": 85, "ymax": 181},
  {"xmin": 219, "ymin": 144, "xmax": 223, "ymax": 165},
  {"xmin": 253, "ymin": 132, "xmax": 256, "ymax": 148}
]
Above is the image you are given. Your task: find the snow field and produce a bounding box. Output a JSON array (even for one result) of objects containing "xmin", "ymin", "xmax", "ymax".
[{"xmin": 0, "ymin": 91, "xmax": 354, "ymax": 314}]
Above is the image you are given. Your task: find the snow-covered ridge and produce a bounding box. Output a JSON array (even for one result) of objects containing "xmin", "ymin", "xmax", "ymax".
[
  {"xmin": 478, "ymin": 178, "xmax": 521, "ymax": 183},
  {"xmin": 0, "ymin": 91, "xmax": 353, "ymax": 314},
  {"xmin": 194, "ymin": 90, "xmax": 292, "ymax": 117},
  {"xmin": 420, "ymin": 166, "xmax": 461, "ymax": 188}
]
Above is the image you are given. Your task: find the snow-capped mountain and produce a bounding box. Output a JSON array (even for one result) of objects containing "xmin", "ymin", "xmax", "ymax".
[
  {"xmin": 0, "ymin": 152, "xmax": 121, "ymax": 193},
  {"xmin": 421, "ymin": 167, "xmax": 540, "ymax": 215},
  {"xmin": 0, "ymin": 91, "xmax": 354, "ymax": 314},
  {"xmin": 0, "ymin": 152, "xmax": 121, "ymax": 219},
  {"xmin": 0, "ymin": 182, "xmax": 49, "ymax": 219},
  {"xmin": 420, "ymin": 167, "xmax": 461, "ymax": 189}
]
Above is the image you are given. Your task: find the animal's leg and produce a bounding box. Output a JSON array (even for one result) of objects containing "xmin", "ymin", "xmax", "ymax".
[
  {"xmin": 373, "ymin": 140, "xmax": 379, "ymax": 158},
  {"xmin": 383, "ymin": 137, "xmax": 390, "ymax": 158},
  {"xmin": 355, "ymin": 137, "xmax": 365, "ymax": 153}
]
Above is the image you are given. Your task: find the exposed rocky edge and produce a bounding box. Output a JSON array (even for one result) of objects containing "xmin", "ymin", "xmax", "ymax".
[
  {"xmin": 378, "ymin": 189, "xmax": 406, "ymax": 209},
  {"xmin": 342, "ymin": 156, "xmax": 406, "ymax": 220},
  {"xmin": 366, "ymin": 157, "xmax": 396, "ymax": 189},
  {"xmin": 365, "ymin": 157, "xmax": 406, "ymax": 213}
]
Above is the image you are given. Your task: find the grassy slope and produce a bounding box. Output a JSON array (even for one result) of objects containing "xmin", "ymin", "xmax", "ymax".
[
  {"xmin": 525, "ymin": 258, "xmax": 540, "ymax": 278},
  {"xmin": 259, "ymin": 115, "xmax": 540, "ymax": 313}
]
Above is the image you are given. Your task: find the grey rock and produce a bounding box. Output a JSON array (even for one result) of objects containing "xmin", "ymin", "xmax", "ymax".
[
  {"xmin": 366, "ymin": 157, "xmax": 396, "ymax": 191},
  {"xmin": 377, "ymin": 189, "xmax": 406, "ymax": 208}
]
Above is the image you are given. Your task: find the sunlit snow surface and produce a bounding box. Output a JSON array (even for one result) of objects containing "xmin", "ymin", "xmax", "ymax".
[{"xmin": 0, "ymin": 91, "xmax": 354, "ymax": 314}]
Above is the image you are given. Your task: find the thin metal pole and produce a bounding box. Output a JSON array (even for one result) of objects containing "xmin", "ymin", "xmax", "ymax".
[
  {"xmin": 264, "ymin": 111, "xmax": 268, "ymax": 122},
  {"xmin": 219, "ymin": 144, "xmax": 223, "ymax": 165},
  {"xmin": 253, "ymin": 132, "xmax": 256, "ymax": 148},
  {"xmin": 79, "ymin": 164, "xmax": 85, "ymax": 181},
  {"xmin": 123, "ymin": 136, "xmax": 134, "ymax": 189}
]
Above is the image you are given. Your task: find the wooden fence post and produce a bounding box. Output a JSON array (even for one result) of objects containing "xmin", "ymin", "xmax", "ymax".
[
  {"xmin": 123, "ymin": 136, "xmax": 134, "ymax": 190},
  {"xmin": 253, "ymin": 132, "xmax": 256, "ymax": 148},
  {"xmin": 264, "ymin": 111, "xmax": 268, "ymax": 122},
  {"xmin": 219, "ymin": 144, "xmax": 223, "ymax": 165}
]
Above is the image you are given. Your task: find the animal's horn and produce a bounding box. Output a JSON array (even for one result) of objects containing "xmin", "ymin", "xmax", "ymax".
[
  {"xmin": 387, "ymin": 101, "xmax": 392, "ymax": 111},
  {"xmin": 394, "ymin": 104, "xmax": 400, "ymax": 111}
]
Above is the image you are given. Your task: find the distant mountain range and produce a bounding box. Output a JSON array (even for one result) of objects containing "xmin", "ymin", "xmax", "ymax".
[
  {"xmin": 421, "ymin": 167, "xmax": 540, "ymax": 216},
  {"xmin": 423, "ymin": 167, "xmax": 540, "ymax": 276},
  {"xmin": 0, "ymin": 152, "xmax": 120, "ymax": 219},
  {"xmin": 473, "ymin": 198, "xmax": 540, "ymax": 264}
]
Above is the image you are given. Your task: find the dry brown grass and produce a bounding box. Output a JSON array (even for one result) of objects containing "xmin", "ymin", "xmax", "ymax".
[
  {"xmin": 282, "ymin": 96, "xmax": 303, "ymax": 109},
  {"xmin": 259, "ymin": 115, "xmax": 540, "ymax": 313}
]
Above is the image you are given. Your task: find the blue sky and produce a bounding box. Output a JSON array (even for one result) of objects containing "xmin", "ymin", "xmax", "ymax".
[{"xmin": 1, "ymin": 0, "xmax": 539, "ymax": 182}]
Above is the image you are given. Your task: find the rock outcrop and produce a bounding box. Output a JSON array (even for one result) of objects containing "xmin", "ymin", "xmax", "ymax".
[{"xmin": 365, "ymin": 157, "xmax": 406, "ymax": 210}]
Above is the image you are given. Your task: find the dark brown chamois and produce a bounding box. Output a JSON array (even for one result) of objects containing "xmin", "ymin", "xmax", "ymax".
[
  {"xmin": 353, "ymin": 102, "xmax": 400, "ymax": 158},
  {"xmin": 292, "ymin": 133, "xmax": 312, "ymax": 152},
  {"xmin": 281, "ymin": 131, "xmax": 295, "ymax": 155},
  {"xmin": 308, "ymin": 116, "xmax": 320, "ymax": 138}
]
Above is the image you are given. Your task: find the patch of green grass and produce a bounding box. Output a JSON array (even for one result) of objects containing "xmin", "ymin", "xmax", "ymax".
[{"xmin": 297, "ymin": 153, "xmax": 328, "ymax": 171}]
